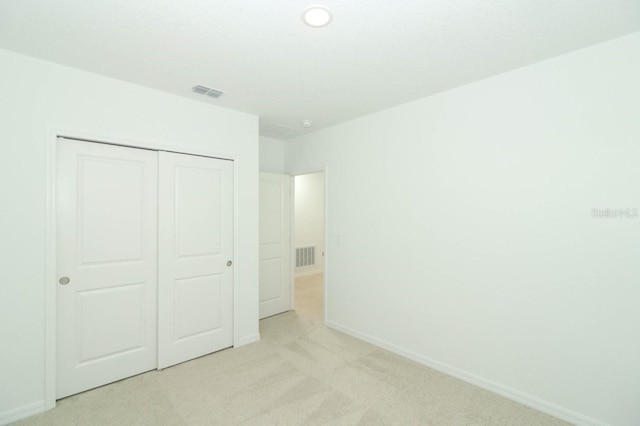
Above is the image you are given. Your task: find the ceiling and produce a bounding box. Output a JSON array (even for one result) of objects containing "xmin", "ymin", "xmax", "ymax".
[{"xmin": 1, "ymin": 1, "xmax": 639, "ymax": 140}]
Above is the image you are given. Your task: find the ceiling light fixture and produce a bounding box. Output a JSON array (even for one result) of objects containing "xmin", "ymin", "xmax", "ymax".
[
  {"xmin": 302, "ymin": 5, "xmax": 332, "ymax": 28},
  {"xmin": 302, "ymin": 120, "xmax": 313, "ymax": 128}
]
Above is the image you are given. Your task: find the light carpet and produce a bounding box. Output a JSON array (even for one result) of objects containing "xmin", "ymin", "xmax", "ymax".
[
  {"xmin": 16, "ymin": 279, "xmax": 567, "ymax": 425},
  {"xmin": 293, "ymin": 273, "xmax": 324, "ymax": 323}
]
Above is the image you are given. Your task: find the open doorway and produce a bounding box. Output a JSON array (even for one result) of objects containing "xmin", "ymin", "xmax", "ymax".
[{"xmin": 293, "ymin": 172, "xmax": 325, "ymax": 323}]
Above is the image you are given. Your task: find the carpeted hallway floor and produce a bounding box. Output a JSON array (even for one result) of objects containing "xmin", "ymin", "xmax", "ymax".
[
  {"xmin": 16, "ymin": 274, "xmax": 567, "ymax": 425},
  {"xmin": 294, "ymin": 273, "xmax": 324, "ymax": 323}
]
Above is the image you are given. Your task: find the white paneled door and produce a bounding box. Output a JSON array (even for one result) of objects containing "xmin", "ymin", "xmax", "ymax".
[
  {"xmin": 56, "ymin": 138, "xmax": 159, "ymax": 399},
  {"xmin": 158, "ymin": 152, "xmax": 234, "ymax": 369},
  {"xmin": 259, "ymin": 173, "xmax": 291, "ymax": 319},
  {"xmin": 57, "ymin": 139, "xmax": 234, "ymax": 397}
]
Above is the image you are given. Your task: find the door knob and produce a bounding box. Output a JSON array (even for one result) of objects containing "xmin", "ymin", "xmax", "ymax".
[
  {"xmin": 59, "ymin": 277, "xmax": 70, "ymax": 285},
  {"xmin": 226, "ymin": 260, "xmax": 233, "ymax": 267}
]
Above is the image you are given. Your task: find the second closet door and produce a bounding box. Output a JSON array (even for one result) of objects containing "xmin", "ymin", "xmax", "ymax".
[{"xmin": 158, "ymin": 151, "xmax": 234, "ymax": 369}]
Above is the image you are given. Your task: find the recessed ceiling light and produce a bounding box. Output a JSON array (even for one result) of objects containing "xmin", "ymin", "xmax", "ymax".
[
  {"xmin": 302, "ymin": 120, "xmax": 313, "ymax": 128},
  {"xmin": 302, "ymin": 6, "xmax": 332, "ymax": 28}
]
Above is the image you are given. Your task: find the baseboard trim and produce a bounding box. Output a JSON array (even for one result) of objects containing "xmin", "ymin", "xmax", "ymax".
[
  {"xmin": 0, "ymin": 400, "xmax": 45, "ymax": 425},
  {"xmin": 324, "ymin": 320, "xmax": 608, "ymax": 426},
  {"xmin": 234, "ymin": 333, "xmax": 260, "ymax": 348}
]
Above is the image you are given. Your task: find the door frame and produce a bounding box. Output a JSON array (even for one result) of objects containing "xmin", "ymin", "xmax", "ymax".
[
  {"xmin": 44, "ymin": 129, "xmax": 241, "ymax": 410},
  {"xmin": 288, "ymin": 175, "xmax": 295, "ymax": 311},
  {"xmin": 290, "ymin": 169, "xmax": 329, "ymax": 324}
]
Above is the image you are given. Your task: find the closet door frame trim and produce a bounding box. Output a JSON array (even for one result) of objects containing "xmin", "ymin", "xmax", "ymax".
[{"xmin": 44, "ymin": 129, "xmax": 240, "ymax": 411}]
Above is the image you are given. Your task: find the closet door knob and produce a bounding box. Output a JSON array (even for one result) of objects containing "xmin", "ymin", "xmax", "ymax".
[
  {"xmin": 226, "ymin": 260, "xmax": 233, "ymax": 267},
  {"xmin": 59, "ymin": 277, "xmax": 70, "ymax": 285}
]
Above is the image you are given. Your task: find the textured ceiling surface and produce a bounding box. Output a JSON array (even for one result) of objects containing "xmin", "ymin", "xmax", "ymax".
[{"xmin": 1, "ymin": 0, "xmax": 639, "ymax": 139}]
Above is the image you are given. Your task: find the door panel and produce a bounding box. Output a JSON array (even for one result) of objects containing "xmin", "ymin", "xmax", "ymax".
[
  {"xmin": 77, "ymin": 283, "xmax": 146, "ymax": 361},
  {"xmin": 175, "ymin": 166, "xmax": 223, "ymax": 257},
  {"xmin": 174, "ymin": 275, "xmax": 222, "ymax": 339},
  {"xmin": 79, "ymin": 158, "xmax": 145, "ymax": 263},
  {"xmin": 158, "ymin": 151, "xmax": 233, "ymax": 369},
  {"xmin": 259, "ymin": 173, "xmax": 291, "ymax": 319},
  {"xmin": 56, "ymin": 138, "xmax": 158, "ymax": 399}
]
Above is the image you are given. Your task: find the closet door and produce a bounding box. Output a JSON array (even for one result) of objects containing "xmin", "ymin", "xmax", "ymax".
[
  {"xmin": 158, "ymin": 151, "xmax": 234, "ymax": 369},
  {"xmin": 56, "ymin": 138, "xmax": 158, "ymax": 398}
]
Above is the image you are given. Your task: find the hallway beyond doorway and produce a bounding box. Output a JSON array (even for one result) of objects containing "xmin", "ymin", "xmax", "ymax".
[{"xmin": 294, "ymin": 273, "xmax": 323, "ymax": 323}]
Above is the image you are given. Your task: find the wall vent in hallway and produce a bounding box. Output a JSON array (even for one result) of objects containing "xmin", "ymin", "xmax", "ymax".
[{"xmin": 296, "ymin": 246, "xmax": 315, "ymax": 268}]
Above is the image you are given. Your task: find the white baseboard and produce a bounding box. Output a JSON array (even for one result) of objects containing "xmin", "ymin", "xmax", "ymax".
[
  {"xmin": 324, "ymin": 320, "xmax": 608, "ymax": 426},
  {"xmin": 234, "ymin": 333, "xmax": 260, "ymax": 348},
  {"xmin": 0, "ymin": 400, "xmax": 45, "ymax": 425}
]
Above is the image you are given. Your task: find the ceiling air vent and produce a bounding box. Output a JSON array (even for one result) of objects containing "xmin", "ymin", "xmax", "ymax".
[{"xmin": 192, "ymin": 85, "xmax": 224, "ymax": 99}]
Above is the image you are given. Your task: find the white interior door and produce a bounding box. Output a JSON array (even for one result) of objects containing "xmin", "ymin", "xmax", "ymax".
[
  {"xmin": 259, "ymin": 173, "xmax": 291, "ymax": 319},
  {"xmin": 158, "ymin": 151, "xmax": 234, "ymax": 369},
  {"xmin": 56, "ymin": 138, "xmax": 158, "ymax": 399}
]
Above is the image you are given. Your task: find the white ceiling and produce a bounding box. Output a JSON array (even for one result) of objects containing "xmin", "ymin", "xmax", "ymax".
[{"xmin": 1, "ymin": 1, "xmax": 639, "ymax": 139}]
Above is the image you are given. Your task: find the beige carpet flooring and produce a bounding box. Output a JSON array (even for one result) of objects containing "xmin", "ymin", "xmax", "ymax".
[
  {"xmin": 294, "ymin": 273, "xmax": 324, "ymax": 323},
  {"xmin": 16, "ymin": 275, "xmax": 568, "ymax": 425}
]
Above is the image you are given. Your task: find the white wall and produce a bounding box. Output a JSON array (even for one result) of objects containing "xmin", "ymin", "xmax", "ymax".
[
  {"xmin": 294, "ymin": 172, "xmax": 325, "ymax": 276},
  {"xmin": 0, "ymin": 48, "xmax": 259, "ymax": 424},
  {"xmin": 259, "ymin": 136, "xmax": 287, "ymax": 173},
  {"xmin": 285, "ymin": 32, "xmax": 640, "ymax": 426}
]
